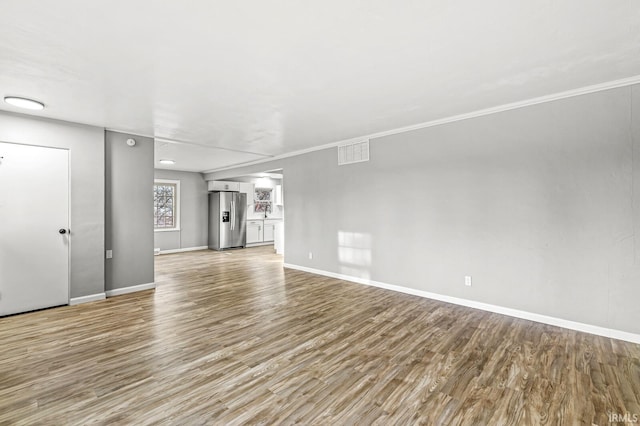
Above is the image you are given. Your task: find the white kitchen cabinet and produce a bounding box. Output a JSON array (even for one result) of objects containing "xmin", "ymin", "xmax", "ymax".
[
  {"xmin": 239, "ymin": 182, "xmax": 255, "ymax": 212},
  {"xmin": 208, "ymin": 181, "xmax": 240, "ymax": 192},
  {"xmin": 246, "ymin": 220, "xmax": 263, "ymax": 244},
  {"xmin": 247, "ymin": 219, "xmax": 280, "ymax": 245},
  {"xmin": 274, "ymin": 222, "xmax": 284, "ymax": 255},
  {"xmin": 263, "ymin": 223, "xmax": 275, "ymax": 242},
  {"xmin": 239, "ymin": 182, "xmax": 254, "ymax": 197},
  {"xmin": 274, "ymin": 184, "xmax": 283, "ymax": 206},
  {"xmin": 263, "ymin": 219, "xmax": 280, "ymax": 242}
]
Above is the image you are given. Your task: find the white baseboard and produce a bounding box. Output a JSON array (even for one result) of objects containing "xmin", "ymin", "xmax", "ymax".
[
  {"xmin": 158, "ymin": 246, "xmax": 208, "ymax": 255},
  {"xmin": 283, "ymin": 263, "xmax": 640, "ymax": 344},
  {"xmin": 69, "ymin": 293, "xmax": 106, "ymax": 305},
  {"xmin": 106, "ymin": 282, "xmax": 156, "ymax": 297}
]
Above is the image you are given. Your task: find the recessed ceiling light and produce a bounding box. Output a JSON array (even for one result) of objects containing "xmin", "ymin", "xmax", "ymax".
[
  {"xmin": 4, "ymin": 96, "xmax": 45, "ymax": 110},
  {"xmin": 159, "ymin": 159, "xmax": 175, "ymax": 165}
]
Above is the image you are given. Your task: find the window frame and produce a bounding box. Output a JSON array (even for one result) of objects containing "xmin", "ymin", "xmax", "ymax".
[{"xmin": 154, "ymin": 179, "xmax": 181, "ymax": 232}]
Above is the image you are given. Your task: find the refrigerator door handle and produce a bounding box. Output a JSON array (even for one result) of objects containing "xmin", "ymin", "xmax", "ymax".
[{"xmin": 230, "ymin": 199, "xmax": 235, "ymax": 230}]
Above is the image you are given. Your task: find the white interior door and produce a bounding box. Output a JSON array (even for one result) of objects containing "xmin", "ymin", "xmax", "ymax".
[{"xmin": 0, "ymin": 142, "xmax": 70, "ymax": 316}]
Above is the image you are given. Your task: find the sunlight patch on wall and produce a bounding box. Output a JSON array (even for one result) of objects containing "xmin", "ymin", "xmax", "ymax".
[{"xmin": 338, "ymin": 231, "xmax": 372, "ymax": 280}]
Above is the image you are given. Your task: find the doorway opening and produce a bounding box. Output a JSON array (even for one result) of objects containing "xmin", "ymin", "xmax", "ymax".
[{"xmin": 218, "ymin": 169, "xmax": 284, "ymax": 255}]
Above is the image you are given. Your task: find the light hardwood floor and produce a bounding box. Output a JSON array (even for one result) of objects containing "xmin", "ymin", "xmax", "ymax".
[{"xmin": 1, "ymin": 246, "xmax": 639, "ymax": 425}]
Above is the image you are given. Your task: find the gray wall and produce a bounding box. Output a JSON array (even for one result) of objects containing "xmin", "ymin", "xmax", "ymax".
[
  {"xmin": 274, "ymin": 85, "xmax": 639, "ymax": 334},
  {"xmin": 154, "ymin": 169, "xmax": 208, "ymax": 251},
  {"xmin": 0, "ymin": 111, "xmax": 105, "ymax": 298},
  {"xmin": 633, "ymin": 85, "xmax": 640, "ymax": 269},
  {"xmin": 105, "ymin": 131, "xmax": 154, "ymax": 290}
]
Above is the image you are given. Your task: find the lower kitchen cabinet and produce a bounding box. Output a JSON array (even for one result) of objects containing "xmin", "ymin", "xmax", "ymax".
[
  {"xmin": 246, "ymin": 219, "xmax": 282, "ymax": 245},
  {"xmin": 263, "ymin": 220, "xmax": 279, "ymax": 242},
  {"xmin": 246, "ymin": 220, "xmax": 263, "ymax": 244}
]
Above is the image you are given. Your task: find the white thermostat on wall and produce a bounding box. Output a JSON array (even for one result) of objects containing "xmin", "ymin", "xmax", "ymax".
[{"xmin": 126, "ymin": 138, "xmax": 136, "ymax": 147}]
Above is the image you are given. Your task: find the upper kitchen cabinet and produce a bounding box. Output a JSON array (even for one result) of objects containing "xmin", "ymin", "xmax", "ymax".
[
  {"xmin": 239, "ymin": 182, "xmax": 254, "ymax": 194},
  {"xmin": 239, "ymin": 182, "xmax": 255, "ymax": 209},
  {"xmin": 274, "ymin": 184, "xmax": 283, "ymax": 206},
  {"xmin": 208, "ymin": 181, "xmax": 240, "ymax": 192}
]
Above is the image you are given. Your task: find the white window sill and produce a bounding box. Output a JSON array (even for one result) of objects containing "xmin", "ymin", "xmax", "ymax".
[{"xmin": 154, "ymin": 228, "xmax": 181, "ymax": 232}]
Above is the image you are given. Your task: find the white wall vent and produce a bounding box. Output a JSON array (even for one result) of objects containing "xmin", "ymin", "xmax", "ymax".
[{"xmin": 338, "ymin": 140, "xmax": 369, "ymax": 165}]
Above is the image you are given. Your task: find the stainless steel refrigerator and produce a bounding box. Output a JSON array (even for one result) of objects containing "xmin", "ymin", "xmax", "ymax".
[{"xmin": 208, "ymin": 192, "xmax": 247, "ymax": 250}]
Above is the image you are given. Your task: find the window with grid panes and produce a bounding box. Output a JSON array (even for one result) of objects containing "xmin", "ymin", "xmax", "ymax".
[{"xmin": 154, "ymin": 180, "xmax": 180, "ymax": 230}]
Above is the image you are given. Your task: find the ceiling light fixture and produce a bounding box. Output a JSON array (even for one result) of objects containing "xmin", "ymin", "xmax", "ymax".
[
  {"xmin": 159, "ymin": 159, "xmax": 175, "ymax": 165},
  {"xmin": 4, "ymin": 96, "xmax": 45, "ymax": 110}
]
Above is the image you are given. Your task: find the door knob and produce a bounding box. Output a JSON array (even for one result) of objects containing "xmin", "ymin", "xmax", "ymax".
[{"xmin": 59, "ymin": 229, "xmax": 67, "ymax": 234}]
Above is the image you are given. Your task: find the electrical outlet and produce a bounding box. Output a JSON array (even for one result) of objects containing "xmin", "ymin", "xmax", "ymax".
[
  {"xmin": 106, "ymin": 250, "xmax": 113, "ymax": 259},
  {"xmin": 465, "ymin": 276, "xmax": 472, "ymax": 286},
  {"xmin": 308, "ymin": 252, "xmax": 313, "ymax": 260}
]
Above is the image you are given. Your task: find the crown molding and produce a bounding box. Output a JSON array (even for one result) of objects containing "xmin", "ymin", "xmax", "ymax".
[{"xmin": 206, "ymin": 74, "xmax": 640, "ymax": 174}]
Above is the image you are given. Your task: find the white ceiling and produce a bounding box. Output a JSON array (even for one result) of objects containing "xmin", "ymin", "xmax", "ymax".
[{"xmin": 1, "ymin": 1, "xmax": 639, "ymax": 172}]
